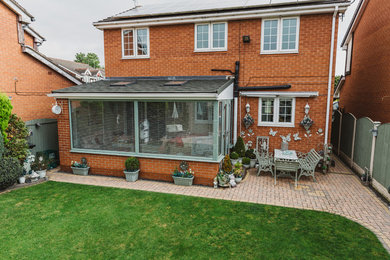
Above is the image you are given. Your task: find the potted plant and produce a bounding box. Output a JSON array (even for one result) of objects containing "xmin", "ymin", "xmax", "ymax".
[
  {"xmin": 124, "ymin": 157, "xmax": 140, "ymax": 182},
  {"xmin": 31, "ymin": 156, "xmax": 48, "ymax": 178},
  {"xmin": 18, "ymin": 173, "xmax": 26, "ymax": 184},
  {"xmin": 242, "ymin": 157, "xmax": 250, "ymax": 168},
  {"xmin": 230, "ymin": 152, "xmax": 239, "ymax": 165},
  {"xmin": 71, "ymin": 158, "xmax": 90, "ymax": 176},
  {"xmin": 234, "ymin": 137, "xmax": 246, "ymax": 159},
  {"xmin": 233, "ymin": 161, "xmax": 243, "ymax": 183},
  {"xmin": 217, "ymin": 155, "xmax": 233, "ymax": 187},
  {"xmin": 245, "ymin": 149, "xmax": 257, "ymax": 168},
  {"xmin": 172, "ymin": 161, "xmax": 194, "ymax": 186}
]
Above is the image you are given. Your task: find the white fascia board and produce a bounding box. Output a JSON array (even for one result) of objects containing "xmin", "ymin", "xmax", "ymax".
[
  {"xmin": 47, "ymin": 92, "xmax": 219, "ymax": 100},
  {"xmin": 240, "ymin": 91, "xmax": 319, "ymax": 98},
  {"xmin": 217, "ymin": 83, "xmax": 234, "ymax": 100},
  {"xmin": 2, "ymin": 0, "xmax": 34, "ymax": 24},
  {"xmin": 94, "ymin": 3, "xmax": 349, "ymax": 29},
  {"xmin": 341, "ymin": 0, "xmax": 367, "ymax": 48},
  {"xmin": 23, "ymin": 26, "xmax": 45, "ymax": 43},
  {"xmin": 22, "ymin": 46, "xmax": 82, "ymax": 85}
]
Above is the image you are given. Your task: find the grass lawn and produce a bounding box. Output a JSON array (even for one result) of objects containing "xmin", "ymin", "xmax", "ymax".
[{"xmin": 0, "ymin": 182, "xmax": 388, "ymax": 259}]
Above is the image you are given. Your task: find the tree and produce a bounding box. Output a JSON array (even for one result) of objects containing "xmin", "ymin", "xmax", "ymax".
[
  {"xmin": 5, "ymin": 114, "xmax": 29, "ymax": 163},
  {"xmin": 74, "ymin": 52, "xmax": 100, "ymax": 68},
  {"xmin": 334, "ymin": 75, "xmax": 342, "ymax": 88}
]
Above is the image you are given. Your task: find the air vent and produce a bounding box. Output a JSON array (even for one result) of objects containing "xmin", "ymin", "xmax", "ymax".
[
  {"xmin": 163, "ymin": 81, "xmax": 187, "ymax": 86},
  {"xmin": 110, "ymin": 81, "xmax": 136, "ymax": 87}
]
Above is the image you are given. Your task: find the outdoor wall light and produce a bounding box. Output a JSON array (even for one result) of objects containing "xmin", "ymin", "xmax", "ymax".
[
  {"xmin": 243, "ymin": 35, "xmax": 250, "ymax": 43},
  {"xmin": 304, "ymin": 103, "xmax": 310, "ymax": 115},
  {"xmin": 246, "ymin": 103, "xmax": 250, "ymax": 113}
]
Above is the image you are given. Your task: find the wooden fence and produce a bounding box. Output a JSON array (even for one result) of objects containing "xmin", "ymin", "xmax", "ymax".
[
  {"xmin": 25, "ymin": 119, "xmax": 59, "ymax": 157},
  {"xmin": 331, "ymin": 112, "xmax": 389, "ymax": 201}
]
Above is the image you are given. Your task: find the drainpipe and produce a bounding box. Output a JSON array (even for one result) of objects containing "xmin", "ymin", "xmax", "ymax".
[
  {"xmin": 369, "ymin": 122, "xmax": 381, "ymax": 180},
  {"xmin": 324, "ymin": 6, "xmax": 338, "ymax": 146}
]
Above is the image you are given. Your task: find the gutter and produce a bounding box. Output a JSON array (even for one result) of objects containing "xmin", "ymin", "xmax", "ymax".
[
  {"xmin": 94, "ymin": 3, "xmax": 349, "ymax": 29},
  {"xmin": 324, "ymin": 6, "xmax": 339, "ymax": 146}
]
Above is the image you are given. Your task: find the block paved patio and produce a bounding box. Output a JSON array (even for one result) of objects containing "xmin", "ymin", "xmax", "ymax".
[{"xmin": 47, "ymin": 156, "xmax": 390, "ymax": 252}]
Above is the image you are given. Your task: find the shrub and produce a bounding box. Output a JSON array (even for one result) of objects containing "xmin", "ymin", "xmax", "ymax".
[
  {"xmin": 245, "ymin": 149, "xmax": 256, "ymax": 159},
  {"xmin": 222, "ymin": 154, "xmax": 232, "ymax": 173},
  {"xmin": 4, "ymin": 114, "xmax": 29, "ymax": 163},
  {"xmin": 230, "ymin": 152, "xmax": 239, "ymax": 160},
  {"xmin": 0, "ymin": 132, "xmax": 4, "ymax": 160},
  {"xmin": 0, "ymin": 93, "xmax": 12, "ymax": 143},
  {"xmin": 242, "ymin": 157, "xmax": 250, "ymax": 165},
  {"xmin": 0, "ymin": 157, "xmax": 22, "ymax": 190},
  {"xmin": 234, "ymin": 136, "xmax": 246, "ymax": 157},
  {"xmin": 125, "ymin": 157, "xmax": 140, "ymax": 172}
]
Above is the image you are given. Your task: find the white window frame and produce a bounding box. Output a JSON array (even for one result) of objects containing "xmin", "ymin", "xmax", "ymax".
[
  {"xmin": 195, "ymin": 101, "xmax": 213, "ymax": 123},
  {"xmin": 258, "ymin": 97, "xmax": 296, "ymax": 127},
  {"xmin": 121, "ymin": 28, "xmax": 150, "ymax": 59},
  {"xmin": 345, "ymin": 34, "xmax": 353, "ymax": 74},
  {"xmin": 261, "ymin": 17, "xmax": 300, "ymax": 54},
  {"xmin": 194, "ymin": 22, "xmax": 228, "ymax": 52}
]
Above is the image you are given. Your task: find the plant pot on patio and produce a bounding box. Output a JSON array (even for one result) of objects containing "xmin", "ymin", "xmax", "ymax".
[
  {"xmin": 172, "ymin": 175, "xmax": 194, "ymax": 186},
  {"xmin": 242, "ymin": 157, "xmax": 250, "ymax": 169},
  {"xmin": 36, "ymin": 170, "xmax": 47, "ymax": 179},
  {"xmin": 71, "ymin": 167, "xmax": 90, "ymax": 176},
  {"xmin": 124, "ymin": 157, "xmax": 140, "ymax": 182},
  {"xmin": 18, "ymin": 176, "xmax": 26, "ymax": 184}
]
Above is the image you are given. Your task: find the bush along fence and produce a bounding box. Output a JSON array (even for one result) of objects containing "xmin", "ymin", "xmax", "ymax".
[{"xmin": 331, "ymin": 110, "xmax": 390, "ymax": 201}]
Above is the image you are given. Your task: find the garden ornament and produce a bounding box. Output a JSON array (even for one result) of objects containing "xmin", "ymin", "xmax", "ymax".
[
  {"xmin": 229, "ymin": 174, "xmax": 237, "ymax": 188},
  {"xmin": 293, "ymin": 132, "xmax": 302, "ymax": 141},
  {"xmin": 269, "ymin": 129, "xmax": 277, "ymax": 136}
]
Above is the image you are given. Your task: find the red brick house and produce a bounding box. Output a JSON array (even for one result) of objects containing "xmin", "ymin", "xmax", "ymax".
[
  {"xmin": 49, "ymin": 0, "xmax": 350, "ymax": 186},
  {"xmin": 0, "ymin": 0, "xmax": 81, "ymax": 121},
  {"xmin": 336, "ymin": 0, "xmax": 390, "ymax": 123}
]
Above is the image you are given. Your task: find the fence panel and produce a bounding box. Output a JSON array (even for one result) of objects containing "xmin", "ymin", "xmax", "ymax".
[
  {"xmin": 340, "ymin": 113, "xmax": 356, "ymax": 158},
  {"xmin": 353, "ymin": 117, "xmax": 374, "ymax": 173},
  {"xmin": 373, "ymin": 123, "xmax": 390, "ymax": 190},
  {"xmin": 331, "ymin": 110, "xmax": 342, "ymax": 154},
  {"xmin": 25, "ymin": 119, "xmax": 59, "ymax": 156}
]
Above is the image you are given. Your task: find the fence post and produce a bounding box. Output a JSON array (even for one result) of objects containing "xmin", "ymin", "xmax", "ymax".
[
  {"xmin": 350, "ymin": 115, "xmax": 357, "ymax": 168},
  {"xmin": 337, "ymin": 111, "xmax": 342, "ymax": 156},
  {"xmin": 369, "ymin": 122, "xmax": 381, "ymax": 179}
]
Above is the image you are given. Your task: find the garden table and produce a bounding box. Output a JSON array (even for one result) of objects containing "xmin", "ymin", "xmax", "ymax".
[{"xmin": 274, "ymin": 149, "xmax": 299, "ymax": 187}]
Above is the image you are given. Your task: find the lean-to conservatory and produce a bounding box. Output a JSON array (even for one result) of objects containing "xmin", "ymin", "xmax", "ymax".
[{"xmin": 49, "ymin": 77, "xmax": 234, "ymax": 185}]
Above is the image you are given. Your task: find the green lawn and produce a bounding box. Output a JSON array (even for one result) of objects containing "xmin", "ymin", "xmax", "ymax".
[{"xmin": 0, "ymin": 182, "xmax": 388, "ymax": 259}]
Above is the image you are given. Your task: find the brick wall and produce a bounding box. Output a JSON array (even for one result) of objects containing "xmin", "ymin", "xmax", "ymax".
[
  {"xmin": 339, "ymin": 0, "xmax": 390, "ymax": 123},
  {"xmin": 103, "ymin": 13, "xmax": 338, "ymax": 153},
  {"xmin": 56, "ymin": 99, "xmax": 219, "ymax": 186},
  {"xmin": 0, "ymin": 2, "xmax": 74, "ymax": 122}
]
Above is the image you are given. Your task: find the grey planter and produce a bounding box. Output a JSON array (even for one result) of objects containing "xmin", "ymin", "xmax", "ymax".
[
  {"xmin": 124, "ymin": 170, "xmax": 139, "ymax": 182},
  {"xmin": 250, "ymin": 159, "xmax": 257, "ymax": 168},
  {"xmin": 71, "ymin": 167, "xmax": 90, "ymax": 176},
  {"xmin": 235, "ymin": 177, "xmax": 242, "ymax": 183},
  {"xmin": 172, "ymin": 176, "xmax": 194, "ymax": 186}
]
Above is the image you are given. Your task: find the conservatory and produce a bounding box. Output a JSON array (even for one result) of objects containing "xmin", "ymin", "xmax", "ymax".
[{"xmin": 49, "ymin": 78, "xmax": 234, "ymax": 163}]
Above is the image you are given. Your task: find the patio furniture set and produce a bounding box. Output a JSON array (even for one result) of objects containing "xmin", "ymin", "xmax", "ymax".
[{"xmin": 254, "ymin": 136, "xmax": 322, "ymax": 187}]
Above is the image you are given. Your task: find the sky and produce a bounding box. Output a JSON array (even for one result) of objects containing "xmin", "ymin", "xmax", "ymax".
[{"xmin": 17, "ymin": 0, "xmax": 359, "ymax": 75}]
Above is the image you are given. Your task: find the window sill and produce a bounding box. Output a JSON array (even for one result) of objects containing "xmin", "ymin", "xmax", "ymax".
[
  {"xmin": 260, "ymin": 50, "xmax": 299, "ymax": 55},
  {"xmin": 70, "ymin": 149, "xmax": 221, "ymax": 163},
  {"xmin": 258, "ymin": 122, "xmax": 295, "ymax": 128},
  {"xmin": 122, "ymin": 56, "xmax": 150, "ymax": 60},
  {"xmin": 194, "ymin": 49, "xmax": 227, "ymax": 53}
]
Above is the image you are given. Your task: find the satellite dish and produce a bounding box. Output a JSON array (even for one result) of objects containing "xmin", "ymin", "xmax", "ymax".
[{"xmin": 52, "ymin": 104, "xmax": 62, "ymax": 115}]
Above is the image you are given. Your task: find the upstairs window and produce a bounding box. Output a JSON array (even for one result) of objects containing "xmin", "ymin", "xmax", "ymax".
[
  {"xmin": 122, "ymin": 28, "xmax": 149, "ymax": 59},
  {"xmin": 261, "ymin": 17, "xmax": 299, "ymax": 54},
  {"xmin": 345, "ymin": 34, "xmax": 353, "ymax": 74},
  {"xmin": 195, "ymin": 22, "xmax": 227, "ymax": 52}
]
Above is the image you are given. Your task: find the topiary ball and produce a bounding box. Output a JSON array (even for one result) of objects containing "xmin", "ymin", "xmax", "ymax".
[{"xmin": 0, "ymin": 157, "xmax": 22, "ymax": 190}]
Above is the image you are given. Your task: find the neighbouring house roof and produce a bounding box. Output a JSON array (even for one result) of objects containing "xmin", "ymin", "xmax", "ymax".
[
  {"xmin": 22, "ymin": 46, "xmax": 82, "ymax": 85},
  {"xmin": 94, "ymin": 0, "xmax": 350, "ymax": 28},
  {"xmin": 50, "ymin": 58, "xmax": 105, "ymax": 78},
  {"xmin": 48, "ymin": 78, "xmax": 233, "ymax": 100},
  {"xmin": 341, "ymin": 0, "xmax": 366, "ymax": 48}
]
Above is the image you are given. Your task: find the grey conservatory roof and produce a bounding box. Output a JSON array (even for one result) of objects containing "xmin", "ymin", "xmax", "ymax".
[{"xmin": 49, "ymin": 77, "xmax": 234, "ymax": 100}]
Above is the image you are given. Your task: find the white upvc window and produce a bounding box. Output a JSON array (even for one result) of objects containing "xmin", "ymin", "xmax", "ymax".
[
  {"xmin": 122, "ymin": 28, "xmax": 150, "ymax": 59},
  {"xmin": 258, "ymin": 97, "xmax": 296, "ymax": 127},
  {"xmin": 195, "ymin": 22, "xmax": 227, "ymax": 52},
  {"xmin": 195, "ymin": 101, "xmax": 213, "ymax": 123},
  {"xmin": 261, "ymin": 17, "xmax": 300, "ymax": 54}
]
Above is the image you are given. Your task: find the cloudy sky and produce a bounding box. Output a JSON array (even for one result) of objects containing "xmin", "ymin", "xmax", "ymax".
[{"xmin": 17, "ymin": 0, "xmax": 358, "ymax": 75}]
